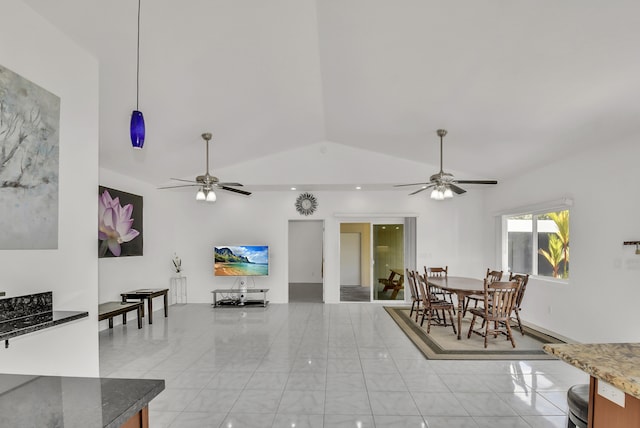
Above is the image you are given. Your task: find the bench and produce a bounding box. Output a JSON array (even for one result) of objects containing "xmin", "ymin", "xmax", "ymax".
[{"xmin": 98, "ymin": 301, "xmax": 143, "ymax": 329}]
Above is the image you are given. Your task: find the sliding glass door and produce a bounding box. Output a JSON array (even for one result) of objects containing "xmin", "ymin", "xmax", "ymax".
[
  {"xmin": 373, "ymin": 224, "xmax": 404, "ymax": 301},
  {"xmin": 339, "ymin": 218, "xmax": 413, "ymax": 303}
]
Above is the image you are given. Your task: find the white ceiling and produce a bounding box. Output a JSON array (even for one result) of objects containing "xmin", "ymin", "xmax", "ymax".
[{"xmin": 23, "ymin": 0, "xmax": 640, "ymax": 189}]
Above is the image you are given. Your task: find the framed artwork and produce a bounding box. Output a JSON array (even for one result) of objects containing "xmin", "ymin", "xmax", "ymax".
[
  {"xmin": 98, "ymin": 186, "xmax": 143, "ymax": 257},
  {"xmin": 0, "ymin": 64, "xmax": 60, "ymax": 249}
]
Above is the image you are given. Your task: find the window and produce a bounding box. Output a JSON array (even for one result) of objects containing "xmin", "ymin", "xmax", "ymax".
[{"xmin": 504, "ymin": 209, "xmax": 569, "ymax": 280}]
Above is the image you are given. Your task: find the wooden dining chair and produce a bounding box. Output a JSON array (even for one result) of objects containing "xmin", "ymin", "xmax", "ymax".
[
  {"xmin": 463, "ymin": 269, "xmax": 503, "ymax": 316},
  {"xmin": 405, "ymin": 269, "xmax": 422, "ymax": 322},
  {"xmin": 467, "ymin": 279, "xmax": 521, "ymax": 348},
  {"xmin": 416, "ymin": 273, "xmax": 456, "ymax": 335},
  {"xmin": 508, "ymin": 272, "xmax": 530, "ymax": 335},
  {"xmin": 424, "ymin": 266, "xmax": 455, "ymax": 308}
]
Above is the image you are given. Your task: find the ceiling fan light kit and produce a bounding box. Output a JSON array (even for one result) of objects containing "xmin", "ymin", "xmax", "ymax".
[
  {"xmin": 431, "ymin": 186, "xmax": 454, "ymax": 200},
  {"xmin": 130, "ymin": 0, "xmax": 145, "ymax": 149},
  {"xmin": 395, "ymin": 129, "xmax": 497, "ymax": 200}
]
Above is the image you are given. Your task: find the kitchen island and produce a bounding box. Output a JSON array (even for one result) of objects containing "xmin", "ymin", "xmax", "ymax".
[
  {"xmin": 0, "ymin": 374, "xmax": 164, "ymax": 427},
  {"xmin": 543, "ymin": 342, "xmax": 640, "ymax": 428}
]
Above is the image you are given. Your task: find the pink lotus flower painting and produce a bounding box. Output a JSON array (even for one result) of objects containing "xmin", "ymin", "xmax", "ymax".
[{"xmin": 98, "ymin": 186, "xmax": 143, "ymax": 257}]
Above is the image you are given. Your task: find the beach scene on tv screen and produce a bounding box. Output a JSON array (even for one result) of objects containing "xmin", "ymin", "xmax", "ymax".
[{"xmin": 214, "ymin": 245, "xmax": 269, "ymax": 276}]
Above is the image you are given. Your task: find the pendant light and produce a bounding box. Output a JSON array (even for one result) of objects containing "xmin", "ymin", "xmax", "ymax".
[{"xmin": 130, "ymin": 0, "xmax": 145, "ymax": 149}]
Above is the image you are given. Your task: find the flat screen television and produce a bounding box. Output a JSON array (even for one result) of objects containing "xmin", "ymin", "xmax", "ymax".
[{"xmin": 214, "ymin": 245, "xmax": 269, "ymax": 276}]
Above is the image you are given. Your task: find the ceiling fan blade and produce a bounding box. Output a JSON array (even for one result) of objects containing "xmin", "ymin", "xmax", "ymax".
[
  {"xmin": 449, "ymin": 184, "xmax": 467, "ymax": 195},
  {"xmin": 170, "ymin": 178, "xmax": 198, "ymax": 184},
  {"xmin": 217, "ymin": 182, "xmax": 243, "ymax": 187},
  {"xmin": 220, "ymin": 186, "xmax": 252, "ymax": 196},
  {"xmin": 394, "ymin": 182, "xmax": 430, "ymax": 187},
  {"xmin": 455, "ymin": 179, "xmax": 498, "ymax": 185},
  {"xmin": 158, "ymin": 184, "xmax": 200, "ymax": 189},
  {"xmin": 409, "ymin": 185, "xmax": 435, "ymax": 195}
]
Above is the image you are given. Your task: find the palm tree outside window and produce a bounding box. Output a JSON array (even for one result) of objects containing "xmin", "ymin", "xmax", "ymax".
[{"xmin": 504, "ymin": 210, "xmax": 569, "ymax": 280}]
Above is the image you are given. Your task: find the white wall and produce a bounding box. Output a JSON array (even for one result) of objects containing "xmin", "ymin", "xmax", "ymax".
[
  {"xmin": 166, "ymin": 187, "xmax": 487, "ymax": 304},
  {"xmin": 97, "ymin": 168, "xmax": 180, "ymax": 329},
  {"xmin": 288, "ymin": 220, "xmax": 323, "ymax": 283},
  {"xmin": 483, "ymin": 135, "xmax": 640, "ymax": 343},
  {"xmin": 0, "ymin": 0, "xmax": 99, "ymax": 376}
]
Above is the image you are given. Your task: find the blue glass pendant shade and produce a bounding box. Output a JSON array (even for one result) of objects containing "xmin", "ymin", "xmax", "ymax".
[{"xmin": 130, "ymin": 110, "xmax": 145, "ymax": 149}]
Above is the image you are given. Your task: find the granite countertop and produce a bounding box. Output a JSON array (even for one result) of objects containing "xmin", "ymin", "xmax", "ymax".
[
  {"xmin": 0, "ymin": 374, "xmax": 164, "ymax": 427},
  {"xmin": 0, "ymin": 291, "xmax": 88, "ymax": 344},
  {"xmin": 543, "ymin": 343, "xmax": 640, "ymax": 399},
  {"xmin": 0, "ymin": 310, "xmax": 89, "ymax": 342}
]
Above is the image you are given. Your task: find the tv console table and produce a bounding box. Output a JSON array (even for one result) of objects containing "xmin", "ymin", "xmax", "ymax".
[{"xmin": 212, "ymin": 288, "xmax": 269, "ymax": 308}]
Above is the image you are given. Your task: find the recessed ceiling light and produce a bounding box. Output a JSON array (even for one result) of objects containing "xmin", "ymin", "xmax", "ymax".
[
  {"xmin": 291, "ymin": 187, "xmax": 296, "ymax": 191},
  {"xmin": 355, "ymin": 186, "xmax": 361, "ymax": 190}
]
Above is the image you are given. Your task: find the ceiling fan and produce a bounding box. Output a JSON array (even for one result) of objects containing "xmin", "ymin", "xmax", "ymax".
[
  {"xmin": 395, "ymin": 129, "xmax": 497, "ymax": 199},
  {"xmin": 158, "ymin": 132, "xmax": 251, "ymax": 200}
]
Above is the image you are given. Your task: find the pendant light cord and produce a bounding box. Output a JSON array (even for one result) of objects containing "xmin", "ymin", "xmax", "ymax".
[{"xmin": 136, "ymin": 0, "xmax": 141, "ymax": 110}]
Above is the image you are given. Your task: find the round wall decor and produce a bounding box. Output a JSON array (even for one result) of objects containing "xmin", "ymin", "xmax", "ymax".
[{"xmin": 295, "ymin": 192, "xmax": 318, "ymax": 216}]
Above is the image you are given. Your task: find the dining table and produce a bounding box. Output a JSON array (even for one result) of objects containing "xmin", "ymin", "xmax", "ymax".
[{"xmin": 426, "ymin": 276, "xmax": 485, "ymax": 340}]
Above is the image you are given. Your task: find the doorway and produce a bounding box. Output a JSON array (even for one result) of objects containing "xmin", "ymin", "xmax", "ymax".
[
  {"xmin": 340, "ymin": 223, "xmax": 371, "ymax": 302},
  {"xmin": 288, "ymin": 220, "xmax": 324, "ymax": 302}
]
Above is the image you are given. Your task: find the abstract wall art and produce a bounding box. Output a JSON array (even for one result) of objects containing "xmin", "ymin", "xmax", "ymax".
[
  {"xmin": 0, "ymin": 64, "xmax": 60, "ymax": 249},
  {"xmin": 98, "ymin": 186, "xmax": 143, "ymax": 258}
]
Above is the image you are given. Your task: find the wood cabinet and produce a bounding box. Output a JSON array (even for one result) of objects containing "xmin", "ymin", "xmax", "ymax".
[
  {"xmin": 590, "ymin": 377, "xmax": 640, "ymax": 428},
  {"xmin": 120, "ymin": 406, "xmax": 149, "ymax": 428}
]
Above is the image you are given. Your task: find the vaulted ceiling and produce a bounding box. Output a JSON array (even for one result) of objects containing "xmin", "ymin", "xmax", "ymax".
[{"xmin": 24, "ymin": 0, "xmax": 640, "ymax": 189}]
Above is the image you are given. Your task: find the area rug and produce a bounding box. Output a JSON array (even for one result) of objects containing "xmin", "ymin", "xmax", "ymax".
[{"xmin": 385, "ymin": 306, "xmax": 565, "ymax": 360}]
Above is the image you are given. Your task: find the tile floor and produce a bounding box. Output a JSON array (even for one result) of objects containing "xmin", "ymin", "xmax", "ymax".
[{"xmin": 99, "ymin": 303, "xmax": 587, "ymax": 427}]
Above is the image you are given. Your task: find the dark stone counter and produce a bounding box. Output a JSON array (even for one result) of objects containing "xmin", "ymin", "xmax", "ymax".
[
  {"xmin": 0, "ymin": 292, "xmax": 88, "ymax": 345},
  {"xmin": 0, "ymin": 310, "xmax": 89, "ymax": 341},
  {"xmin": 0, "ymin": 374, "xmax": 165, "ymax": 427}
]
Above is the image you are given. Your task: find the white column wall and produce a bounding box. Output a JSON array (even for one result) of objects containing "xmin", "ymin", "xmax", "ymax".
[{"xmin": 0, "ymin": 0, "xmax": 99, "ymax": 376}]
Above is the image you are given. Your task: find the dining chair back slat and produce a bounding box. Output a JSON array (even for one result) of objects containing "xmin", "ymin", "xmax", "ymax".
[
  {"xmin": 486, "ymin": 269, "xmax": 503, "ymax": 283},
  {"xmin": 426, "ymin": 266, "xmax": 448, "ymax": 278}
]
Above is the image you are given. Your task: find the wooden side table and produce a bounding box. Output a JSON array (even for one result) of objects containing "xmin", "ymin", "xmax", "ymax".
[{"xmin": 121, "ymin": 288, "xmax": 169, "ymax": 324}]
